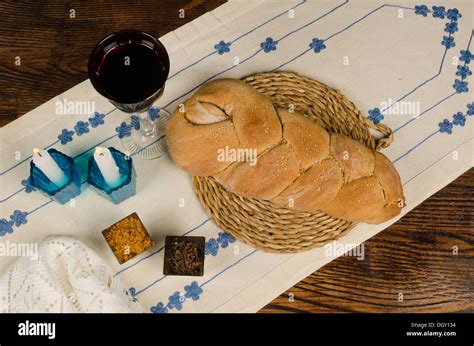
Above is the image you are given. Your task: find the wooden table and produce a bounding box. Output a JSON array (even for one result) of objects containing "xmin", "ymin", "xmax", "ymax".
[{"xmin": 1, "ymin": 0, "xmax": 472, "ymax": 313}]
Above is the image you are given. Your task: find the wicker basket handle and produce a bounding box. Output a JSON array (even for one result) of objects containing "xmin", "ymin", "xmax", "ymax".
[
  {"xmin": 364, "ymin": 119, "xmax": 394, "ymax": 151},
  {"xmin": 330, "ymin": 87, "xmax": 394, "ymax": 151}
]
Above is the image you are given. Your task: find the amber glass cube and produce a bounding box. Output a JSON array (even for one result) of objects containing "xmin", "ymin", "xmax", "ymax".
[{"xmin": 102, "ymin": 212, "xmax": 154, "ymax": 264}]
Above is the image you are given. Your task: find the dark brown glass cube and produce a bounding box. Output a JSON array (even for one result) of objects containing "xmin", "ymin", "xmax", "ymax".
[
  {"xmin": 102, "ymin": 212, "xmax": 154, "ymax": 264},
  {"xmin": 163, "ymin": 236, "xmax": 205, "ymax": 276}
]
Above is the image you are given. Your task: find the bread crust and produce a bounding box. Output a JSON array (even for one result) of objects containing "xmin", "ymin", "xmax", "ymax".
[
  {"xmin": 215, "ymin": 143, "xmax": 300, "ymax": 200},
  {"xmin": 166, "ymin": 79, "xmax": 405, "ymax": 224}
]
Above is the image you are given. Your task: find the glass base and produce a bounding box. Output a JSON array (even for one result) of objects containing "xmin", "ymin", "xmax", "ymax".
[{"xmin": 121, "ymin": 109, "xmax": 171, "ymax": 160}]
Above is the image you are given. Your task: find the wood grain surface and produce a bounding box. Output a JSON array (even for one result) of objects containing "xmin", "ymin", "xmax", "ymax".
[
  {"xmin": 0, "ymin": 0, "xmax": 226, "ymax": 126},
  {"xmin": 0, "ymin": 0, "xmax": 472, "ymax": 313}
]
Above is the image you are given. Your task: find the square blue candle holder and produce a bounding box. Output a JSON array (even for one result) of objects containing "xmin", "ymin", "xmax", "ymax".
[
  {"xmin": 87, "ymin": 147, "xmax": 136, "ymax": 204},
  {"xmin": 29, "ymin": 149, "xmax": 82, "ymax": 205}
]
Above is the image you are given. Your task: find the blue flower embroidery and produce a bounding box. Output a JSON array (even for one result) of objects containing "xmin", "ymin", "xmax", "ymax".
[
  {"xmin": 205, "ymin": 238, "xmax": 219, "ymax": 256},
  {"xmin": 167, "ymin": 291, "xmax": 184, "ymax": 311},
  {"xmin": 214, "ymin": 40, "xmax": 231, "ymax": 55},
  {"xmin": 217, "ymin": 232, "xmax": 236, "ymax": 248},
  {"xmin": 73, "ymin": 121, "xmax": 89, "ymax": 136},
  {"xmin": 414, "ymin": 5, "xmax": 429, "ymax": 17},
  {"xmin": 456, "ymin": 65, "xmax": 471, "ymax": 79},
  {"xmin": 115, "ymin": 122, "xmax": 132, "ymax": 138},
  {"xmin": 130, "ymin": 115, "xmax": 140, "ymax": 130},
  {"xmin": 368, "ymin": 108, "xmax": 384, "ymax": 124},
  {"xmin": 452, "ymin": 112, "xmax": 466, "ymax": 126},
  {"xmin": 148, "ymin": 107, "xmax": 160, "ymax": 121},
  {"xmin": 431, "ymin": 6, "xmax": 445, "ymax": 19},
  {"xmin": 21, "ymin": 177, "xmax": 36, "ymax": 193},
  {"xmin": 446, "ymin": 8, "xmax": 461, "ymax": 21},
  {"xmin": 184, "ymin": 281, "xmax": 203, "ymax": 301},
  {"xmin": 467, "ymin": 102, "xmax": 474, "ymax": 116},
  {"xmin": 438, "ymin": 119, "xmax": 453, "ymax": 134},
  {"xmin": 444, "ymin": 21, "xmax": 458, "ymax": 34},
  {"xmin": 88, "ymin": 112, "xmax": 105, "ymax": 128},
  {"xmin": 309, "ymin": 38, "xmax": 326, "ymax": 53},
  {"xmin": 150, "ymin": 302, "xmax": 168, "ymax": 313},
  {"xmin": 459, "ymin": 50, "xmax": 473, "ymax": 64},
  {"xmin": 441, "ymin": 36, "xmax": 455, "ymax": 49},
  {"xmin": 58, "ymin": 129, "xmax": 74, "ymax": 145},
  {"xmin": 0, "ymin": 219, "xmax": 14, "ymax": 236},
  {"xmin": 128, "ymin": 287, "xmax": 137, "ymax": 297},
  {"xmin": 10, "ymin": 210, "xmax": 28, "ymax": 227},
  {"xmin": 260, "ymin": 37, "xmax": 278, "ymax": 53},
  {"xmin": 453, "ymin": 79, "xmax": 468, "ymax": 93}
]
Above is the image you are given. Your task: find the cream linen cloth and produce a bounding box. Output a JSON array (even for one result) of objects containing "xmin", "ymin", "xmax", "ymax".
[
  {"xmin": 0, "ymin": 236, "xmax": 144, "ymax": 312},
  {"xmin": 0, "ymin": 0, "xmax": 472, "ymax": 312}
]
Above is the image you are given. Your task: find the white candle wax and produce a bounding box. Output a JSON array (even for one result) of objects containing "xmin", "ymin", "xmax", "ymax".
[
  {"xmin": 94, "ymin": 147, "xmax": 121, "ymax": 187},
  {"xmin": 32, "ymin": 148, "xmax": 68, "ymax": 187}
]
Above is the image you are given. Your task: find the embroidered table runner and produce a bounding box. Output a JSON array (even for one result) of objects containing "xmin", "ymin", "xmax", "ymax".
[{"xmin": 1, "ymin": 0, "xmax": 472, "ymax": 312}]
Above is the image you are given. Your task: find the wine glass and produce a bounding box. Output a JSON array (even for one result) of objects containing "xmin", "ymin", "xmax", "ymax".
[{"xmin": 88, "ymin": 29, "xmax": 171, "ymax": 159}]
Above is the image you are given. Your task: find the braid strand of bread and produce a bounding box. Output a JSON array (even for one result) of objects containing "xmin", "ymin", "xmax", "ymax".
[{"xmin": 166, "ymin": 79, "xmax": 405, "ymax": 224}]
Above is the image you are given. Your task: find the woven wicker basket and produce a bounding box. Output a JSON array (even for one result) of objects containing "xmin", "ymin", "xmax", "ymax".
[{"xmin": 192, "ymin": 71, "xmax": 393, "ymax": 253}]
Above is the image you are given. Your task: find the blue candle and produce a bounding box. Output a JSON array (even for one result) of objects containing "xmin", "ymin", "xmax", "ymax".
[
  {"xmin": 32, "ymin": 148, "xmax": 68, "ymax": 187},
  {"xmin": 93, "ymin": 147, "xmax": 121, "ymax": 188},
  {"xmin": 87, "ymin": 147, "xmax": 136, "ymax": 204}
]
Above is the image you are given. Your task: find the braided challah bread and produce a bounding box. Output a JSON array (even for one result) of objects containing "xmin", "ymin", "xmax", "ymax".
[{"xmin": 166, "ymin": 79, "xmax": 405, "ymax": 224}]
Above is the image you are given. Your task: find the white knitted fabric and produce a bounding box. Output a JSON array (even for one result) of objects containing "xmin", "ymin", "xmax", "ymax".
[{"xmin": 0, "ymin": 236, "xmax": 144, "ymax": 313}]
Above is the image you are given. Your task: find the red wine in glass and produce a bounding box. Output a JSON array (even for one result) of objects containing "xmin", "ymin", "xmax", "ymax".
[{"xmin": 88, "ymin": 30, "xmax": 171, "ymax": 159}]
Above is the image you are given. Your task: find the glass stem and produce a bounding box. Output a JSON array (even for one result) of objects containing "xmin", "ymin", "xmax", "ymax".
[{"xmin": 139, "ymin": 111, "xmax": 156, "ymax": 137}]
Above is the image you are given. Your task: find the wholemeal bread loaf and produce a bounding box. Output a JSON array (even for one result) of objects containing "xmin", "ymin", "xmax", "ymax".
[{"xmin": 166, "ymin": 79, "xmax": 405, "ymax": 224}]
